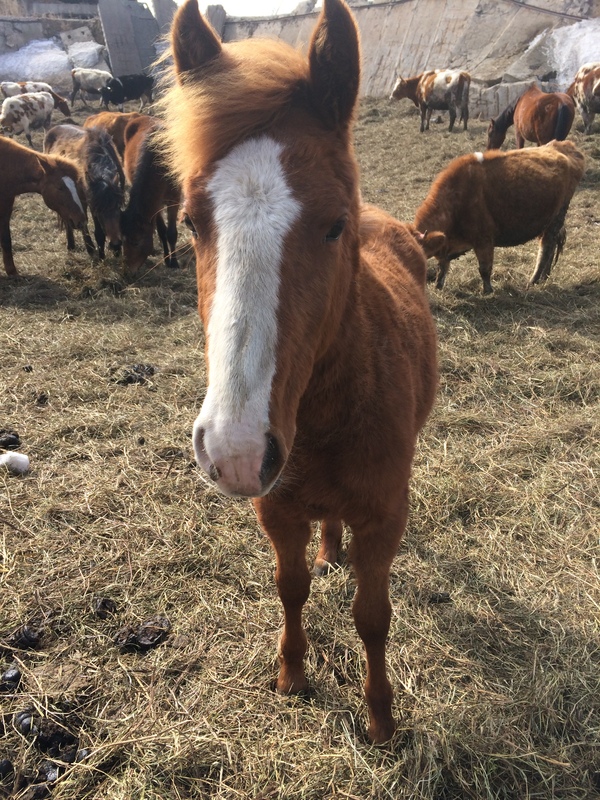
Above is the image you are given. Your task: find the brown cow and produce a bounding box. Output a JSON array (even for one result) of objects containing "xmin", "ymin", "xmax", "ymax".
[
  {"xmin": 414, "ymin": 140, "xmax": 585, "ymax": 294},
  {"xmin": 83, "ymin": 111, "xmax": 145, "ymax": 158},
  {"xmin": 0, "ymin": 136, "xmax": 87, "ymax": 275},
  {"xmin": 390, "ymin": 69, "xmax": 470, "ymax": 132},
  {"xmin": 567, "ymin": 62, "xmax": 600, "ymax": 134}
]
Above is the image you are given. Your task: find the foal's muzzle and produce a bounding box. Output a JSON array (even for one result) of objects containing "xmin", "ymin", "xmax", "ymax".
[{"xmin": 193, "ymin": 422, "xmax": 286, "ymax": 498}]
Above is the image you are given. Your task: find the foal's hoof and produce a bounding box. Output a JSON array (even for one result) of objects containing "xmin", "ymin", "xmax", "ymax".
[
  {"xmin": 368, "ymin": 716, "xmax": 396, "ymax": 745},
  {"xmin": 312, "ymin": 558, "xmax": 336, "ymax": 577}
]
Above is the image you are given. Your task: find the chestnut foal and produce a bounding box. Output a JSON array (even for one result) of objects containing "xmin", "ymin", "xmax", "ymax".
[{"xmin": 163, "ymin": 0, "xmax": 437, "ymax": 743}]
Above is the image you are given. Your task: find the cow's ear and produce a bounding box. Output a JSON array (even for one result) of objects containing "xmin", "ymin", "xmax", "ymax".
[
  {"xmin": 171, "ymin": 0, "xmax": 222, "ymax": 81},
  {"xmin": 308, "ymin": 0, "xmax": 360, "ymax": 130},
  {"xmin": 419, "ymin": 230, "xmax": 446, "ymax": 257}
]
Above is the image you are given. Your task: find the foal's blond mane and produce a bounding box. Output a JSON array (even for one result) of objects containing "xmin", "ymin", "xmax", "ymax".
[{"xmin": 158, "ymin": 38, "xmax": 310, "ymax": 182}]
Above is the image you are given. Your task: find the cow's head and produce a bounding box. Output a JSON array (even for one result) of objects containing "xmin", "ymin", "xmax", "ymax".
[
  {"xmin": 411, "ymin": 227, "xmax": 446, "ymax": 258},
  {"xmin": 390, "ymin": 77, "xmax": 407, "ymax": 100},
  {"xmin": 54, "ymin": 94, "xmax": 71, "ymax": 116}
]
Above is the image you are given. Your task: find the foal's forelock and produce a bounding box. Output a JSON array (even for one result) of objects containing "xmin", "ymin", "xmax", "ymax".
[{"xmin": 201, "ymin": 135, "xmax": 301, "ymax": 424}]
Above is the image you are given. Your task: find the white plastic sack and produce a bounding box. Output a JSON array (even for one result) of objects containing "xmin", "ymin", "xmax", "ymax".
[{"xmin": 67, "ymin": 40, "xmax": 110, "ymax": 72}]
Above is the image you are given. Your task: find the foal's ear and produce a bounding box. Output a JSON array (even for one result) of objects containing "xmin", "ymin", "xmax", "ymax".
[
  {"xmin": 171, "ymin": 0, "xmax": 222, "ymax": 80},
  {"xmin": 35, "ymin": 156, "xmax": 52, "ymax": 177},
  {"xmin": 308, "ymin": 0, "xmax": 360, "ymax": 129}
]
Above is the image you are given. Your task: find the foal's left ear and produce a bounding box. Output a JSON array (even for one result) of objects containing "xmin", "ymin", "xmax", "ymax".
[
  {"xmin": 309, "ymin": 0, "xmax": 360, "ymax": 130},
  {"xmin": 171, "ymin": 0, "xmax": 222, "ymax": 81}
]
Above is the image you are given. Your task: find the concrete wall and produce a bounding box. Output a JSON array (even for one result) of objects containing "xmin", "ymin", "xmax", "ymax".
[
  {"xmin": 0, "ymin": 13, "xmax": 103, "ymax": 53},
  {"xmin": 222, "ymin": 0, "xmax": 599, "ymax": 103}
]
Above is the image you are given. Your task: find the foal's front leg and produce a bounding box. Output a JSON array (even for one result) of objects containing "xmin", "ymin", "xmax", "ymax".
[
  {"xmin": 254, "ymin": 498, "xmax": 312, "ymax": 694},
  {"xmin": 349, "ymin": 507, "xmax": 408, "ymax": 744}
]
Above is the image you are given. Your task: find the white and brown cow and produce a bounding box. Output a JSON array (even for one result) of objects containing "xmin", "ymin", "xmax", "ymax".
[
  {"xmin": 0, "ymin": 92, "xmax": 55, "ymax": 148},
  {"xmin": 390, "ymin": 69, "xmax": 471, "ymax": 132},
  {"xmin": 567, "ymin": 62, "xmax": 600, "ymax": 134},
  {"xmin": 413, "ymin": 140, "xmax": 585, "ymax": 294},
  {"xmin": 0, "ymin": 81, "xmax": 71, "ymax": 116},
  {"xmin": 70, "ymin": 68, "xmax": 113, "ymax": 108}
]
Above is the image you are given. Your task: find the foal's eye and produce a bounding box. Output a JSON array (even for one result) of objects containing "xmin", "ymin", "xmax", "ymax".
[
  {"xmin": 324, "ymin": 218, "xmax": 346, "ymax": 243},
  {"xmin": 183, "ymin": 214, "xmax": 198, "ymax": 238}
]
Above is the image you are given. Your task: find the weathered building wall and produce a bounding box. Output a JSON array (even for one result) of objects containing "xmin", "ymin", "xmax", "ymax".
[
  {"xmin": 223, "ymin": 0, "xmax": 599, "ymax": 105},
  {"xmin": 0, "ymin": 13, "xmax": 102, "ymax": 53}
]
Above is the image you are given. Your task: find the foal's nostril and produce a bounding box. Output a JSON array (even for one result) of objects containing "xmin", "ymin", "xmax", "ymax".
[{"xmin": 260, "ymin": 432, "xmax": 283, "ymax": 488}]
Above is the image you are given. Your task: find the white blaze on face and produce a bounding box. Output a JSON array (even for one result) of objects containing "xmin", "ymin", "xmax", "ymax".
[
  {"xmin": 195, "ymin": 135, "xmax": 301, "ymax": 469},
  {"xmin": 474, "ymin": 151, "xmax": 484, "ymax": 164},
  {"xmin": 62, "ymin": 176, "xmax": 84, "ymax": 214}
]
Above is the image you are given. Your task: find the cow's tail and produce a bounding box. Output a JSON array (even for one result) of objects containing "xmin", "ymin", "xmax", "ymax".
[
  {"xmin": 553, "ymin": 103, "xmax": 572, "ymax": 140},
  {"xmin": 553, "ymin": 224, "xmax": 567, "ymax": 268}
]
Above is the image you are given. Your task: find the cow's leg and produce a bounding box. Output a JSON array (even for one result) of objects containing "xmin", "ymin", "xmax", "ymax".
[
  {"xmin": 528, "ymin": 208, "xmax": 567, "ymax": 286},
  {"xmin": 313, "ymin": 518, "xmax": 343, "ymax": 576},
  {"xmin": 474, "ymin": 244, "xmax": 495, "ymax": 294},
  {"xmin": 462, "ymin": 104, "xmax": 469, "ymax": 130},
  {"xmin": 254, "ymin": 498, "xmax": 312, "ymax": 696},
  {"xmin": 349, "ymin": 496, "xmax": 408, "ymax": 744},
  {"xmin": 155, "ymin": 212, "xmax": 169, "ymax": 262},
  {"xmin": 66, "ymin": 221, "xmax": 76, "ymax": 251},
  {"xmin": 93, "ymin": 216, "xmax": 106, "ymax": 260},
  {"xmin": 0, "ymin": 199, "xmax": 17, "ymax": 276},
  {"xmin": 448, "ymin": 107, "xmax": 457, "ymax": 132},
  {"xmin": 425, "ymin": 107, "xmax": 433, "ymax": 131},
  {"xmin": 516, "ymin": 129, "xmax": 525, "ymax": 148},
  {"xmin": 584, "ymin": 110, "xmax": 595, "ymax": 134},
  {"xmin": 435, "ymin": 257, "xmax": 451, "ymax": 290},
  {"xmin": 165, "ymin": 203, "xmax": 179, "ymax": 269},
  {"xmin": 82, "ymin": 221, "xmax": 95, "ymax": 256},
  {"xmin": 25, "ymin": 128, "xmax": 33, "ymax": 149},
  {"xmin": 419, "ymin": 104, "xmax": 426, "ymax": 133}
]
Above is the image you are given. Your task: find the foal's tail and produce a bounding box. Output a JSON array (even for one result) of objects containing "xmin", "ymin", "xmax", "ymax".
[{"xmin": 553, "ymin": 103, "xmax": 573, "ymax": 141}]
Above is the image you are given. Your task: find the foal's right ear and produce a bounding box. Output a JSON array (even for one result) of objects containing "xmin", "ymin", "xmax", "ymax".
[
  {"xmin": 171, "ymin": 0, "xmax": 222, "ymax": 81},
  {"xmin": 309, "ymin": 0, "xmax": 360, "ymax": 130}
]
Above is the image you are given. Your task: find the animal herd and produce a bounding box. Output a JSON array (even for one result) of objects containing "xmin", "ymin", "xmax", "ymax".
[
  {"xmin": 0, "ymin": 67, "xmax": 175, "ymax": 277},
  {"xmin": 0, "ymin": 49, "xmax": 596, "ymax": 291},
  {"xmin": 1, "ymin": 0, "xmax": 599, "ymax": 746}
]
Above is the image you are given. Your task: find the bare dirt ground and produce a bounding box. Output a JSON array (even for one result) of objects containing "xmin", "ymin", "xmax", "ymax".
[{"xmin": 1, "ymin": 99, "xmax": 599, "ymax": 799}]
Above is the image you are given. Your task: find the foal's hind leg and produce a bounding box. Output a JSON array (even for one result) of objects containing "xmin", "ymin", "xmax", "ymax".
[
  {"xmin": 255, "ymin": 498, "xmax": 311, "ymax": 695},
  {"xmin": 349, "ymin": 501, "xmax": 408, "ymax": 744},
  {"xmin": 313, "ymin": 518, "xmax": 343, "ymax": 576}
]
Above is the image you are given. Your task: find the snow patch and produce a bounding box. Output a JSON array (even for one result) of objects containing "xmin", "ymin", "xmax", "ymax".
[{"xmin": 546, "ymin": 18, "xmax": 600, "ymax": 89}]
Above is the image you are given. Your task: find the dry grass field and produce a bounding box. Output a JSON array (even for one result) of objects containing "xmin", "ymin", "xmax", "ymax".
[{"xmin": 1, "ymin": 98, "xmax": 599, "ymax": 800}]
